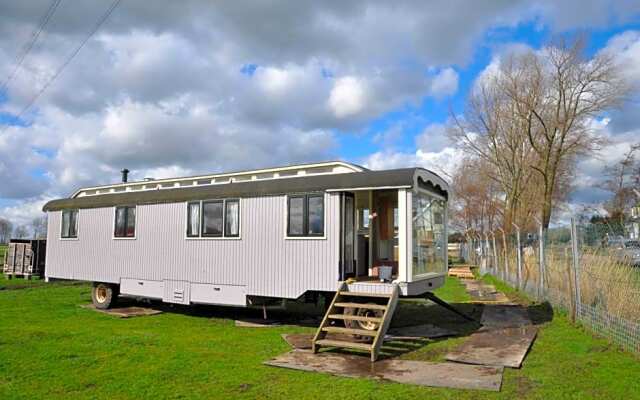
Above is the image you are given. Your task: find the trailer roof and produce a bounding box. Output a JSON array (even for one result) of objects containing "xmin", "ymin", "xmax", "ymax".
[{"xmin": 43, "ymin": 167, "xmax": 448, "ymax": 211}]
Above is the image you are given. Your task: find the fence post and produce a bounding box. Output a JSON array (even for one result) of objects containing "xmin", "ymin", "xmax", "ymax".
[
  {"xmin": 484, "ymin": 232, "xmax": 490, "ymax": 273},
  {"xmin": 491, "ymin": 232, "xmax": 498, "ymax": 277},
  {"xmin": 534, "ymin": 216, "xmax": 545, "ymax": 300},
  {"xmin": 498, "ymin": 227, "xmax": 508, "ymax": 282},
  {"xmin": 570, "ymin": 217, "xmax": 581, "ymax": 321},
  {"xmin": 512, "ymin": 223, "xmax": 522, "ymax": 290}
]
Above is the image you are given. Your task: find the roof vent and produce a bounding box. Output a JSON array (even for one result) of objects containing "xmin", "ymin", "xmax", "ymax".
[{"xmin": 143, "ymin": 177, "xmax": 155, "ymax": 181}]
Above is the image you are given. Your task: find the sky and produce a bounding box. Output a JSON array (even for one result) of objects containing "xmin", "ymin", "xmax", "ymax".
[{"xmin": 0, "ymin": 0, "xmax": 639, "ymax": 227}]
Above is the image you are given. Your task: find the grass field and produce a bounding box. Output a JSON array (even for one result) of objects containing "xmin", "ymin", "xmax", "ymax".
[{"xmin": 1, "ymin": 278, "xmax": 639, "ymax": 399}]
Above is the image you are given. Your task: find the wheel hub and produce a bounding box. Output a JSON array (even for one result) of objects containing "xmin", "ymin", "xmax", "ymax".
[{"xmin": 95, "ymin": 286, "xmax": 108, "ymax": 303}]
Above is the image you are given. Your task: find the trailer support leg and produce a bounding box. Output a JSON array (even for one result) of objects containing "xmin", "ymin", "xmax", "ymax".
[{"xmin": 424, "ymin": 292, "xmax": 477, "ymax": 323}]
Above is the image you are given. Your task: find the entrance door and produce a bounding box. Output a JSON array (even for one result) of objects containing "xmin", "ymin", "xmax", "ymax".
[{"xmin": 341, "ymin": 192, "xmax": 356, "ymax": 279}]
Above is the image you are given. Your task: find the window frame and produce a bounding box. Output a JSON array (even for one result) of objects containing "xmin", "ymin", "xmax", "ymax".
[
  {"xmin": 286, "ymin": 193, "xmax": 325, "ymax": 238},
  {"xmin": 60, "ymin": 209, "xmax": 79, "ymax": 239},
  {"xmin": 185, "ymin": 198, "xmax": 241, "ymax": 240},
  {"xmin": 113, "ymin": 205, "xmax": 136, "ymax": 239},
  {"xmin": 186, "ymin": 201, "xmax": 201, "ymax": 238}
]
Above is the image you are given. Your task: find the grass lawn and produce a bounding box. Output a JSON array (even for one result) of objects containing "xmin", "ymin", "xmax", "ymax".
[{"xmin": 1, "ymin": 279, "xmax": 639, "ymax": 399}]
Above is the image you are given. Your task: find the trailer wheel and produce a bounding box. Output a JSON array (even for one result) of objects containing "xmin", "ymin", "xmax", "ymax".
[
  {"xmin": 92, "ymin": 282, "xmax": 118, "ymax": 309},
  {"xmin": 344, "ymin": 305, "xmax": 383, "ymax": 332}
]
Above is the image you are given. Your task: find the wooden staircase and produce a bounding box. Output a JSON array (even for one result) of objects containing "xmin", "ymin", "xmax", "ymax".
[{"xmin": 312, "ymin": 282, "xmax": 399, "ymax": 362}]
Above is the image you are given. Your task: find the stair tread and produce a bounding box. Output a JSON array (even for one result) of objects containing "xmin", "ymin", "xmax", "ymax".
[
  {"xmin": 322, "ymin": 326, "xmax": 377, "ymax": 336},
  {"xmin": 334, "ymin": 302, "xmax": 387, "ymax": 310},
  {"xmin": 315, "ymin": 339, "xmax": 372, "ymax": 351},
  {"xmin": 328, "ymin": 314, "xmax": 383, "ymax": 323},
  {"xmin": 339, "ymin": 291, "xmax": 392, "ymax": 298}
]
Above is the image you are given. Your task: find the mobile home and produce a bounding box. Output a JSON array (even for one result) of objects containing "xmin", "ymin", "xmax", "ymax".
[{"xmin": 43, "ymin": 161, "xmax": 449, "ymax": 311}]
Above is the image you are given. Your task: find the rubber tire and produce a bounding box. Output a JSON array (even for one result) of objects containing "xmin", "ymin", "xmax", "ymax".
[
  {"xmin": 344, "ymin": 306, "xmax": 383, "ymax": 331},
  {"xmin": 92, "ymin": 282, "xmax": 119, "ymax": 309}
]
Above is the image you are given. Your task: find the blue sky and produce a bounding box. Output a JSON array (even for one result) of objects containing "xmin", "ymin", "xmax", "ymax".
[{"xmin": 0, "ymin": 1, "xmax": 639, "ymax": 226}]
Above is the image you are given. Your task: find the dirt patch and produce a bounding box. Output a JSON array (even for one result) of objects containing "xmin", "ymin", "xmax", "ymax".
[
  {"xmin": 282, "ymin": 334, "xmax": 314, "ymax": 349},
  {"xmin": 81, "ymin": 304, "xmax": 162, "ymax": 318}
]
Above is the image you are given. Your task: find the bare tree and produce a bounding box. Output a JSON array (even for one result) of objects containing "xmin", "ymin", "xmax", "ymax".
[
  {"xmin": 449, "ymin": 63, "xmax": 537, "ymax": 231},
  {"xmin": 500, "ymin": 37, "xmax": 628, "ymax": 228},
  {"xmin": 450, "ymin": 36, "xmax": 628, "ymax": 229},
  {"xmin": 450, "ymin": 158, "xmax": 503, "ymax": 234},
  {"xmin": 31, "ymin": 216, "xmax": 48, "ymax": 239},
  {"xmin": 601, "ymin": 144, "xmax": 640, "ymax": 226},
  {"xmin": 0, "ymin": 218, "xmax": 13, "ymax": 244},
  {"xmin": 13, "ymin": 225, "xmax": 29, "ymax": 239}
]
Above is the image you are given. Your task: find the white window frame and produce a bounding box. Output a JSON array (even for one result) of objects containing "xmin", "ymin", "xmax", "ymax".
[
  {"xmin": 184, "ymin": 198, "xmax": 242, "ymax": 240},
  {"xmin": 60, "ymin": 209, "xmax": 79, "ymax": 240},
  {"xmin": 113, "ymin": 205, "xmax": 137, "ymax": 240},
  {"xmin": 285, "ymin": 192, "xmax": 327, "ymax": 240}
]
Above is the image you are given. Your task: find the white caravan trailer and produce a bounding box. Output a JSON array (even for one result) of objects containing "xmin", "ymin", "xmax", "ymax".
[{"xmin": 43, "ymin": 161, "xmax": 449, "ymax": 312}]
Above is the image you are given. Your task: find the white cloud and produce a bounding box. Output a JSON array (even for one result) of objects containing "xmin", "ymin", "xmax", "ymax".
[
  {"xmin": 328, "ymin": 76, "xmax": 368, "ymax": 118},
  {"xmin": 0, "ymin": 1, "xmax": 639, "ymax": 225},
  {"xmin": 429, "ymin": 68, "xmax": 459, "ymax": 97}
]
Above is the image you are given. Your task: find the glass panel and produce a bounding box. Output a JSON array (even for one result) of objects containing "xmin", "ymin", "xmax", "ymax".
[
  {"xmin": 126, "ymin": 207, "xmax": 136, "ymax": 237},
  {"xmin": 359, "ymin": 208, "xmax": 370, "ymax": 229},
  {"xmin": 187, "ymin": 202, "xmax": 200, "ymax": 237},
  {"xmin": 115, "ymin": 207, "xmax": 126, "ymax": 237},
  {"xmin": 412, "ymin": 192, "xmax": 446, "ymax": 276},
  {"xmin": 308, "ymin": 195, "xmax": 324, "ymax": 235},
  {"xmin": 202, "ymin": 201, "xmax": 223, "ymax": 236},
  {"xmin": 61, "ymin": 211, "xmax": 70, "ymax": 238},
  {"xmin": 288, "ymin": 196, "xmax": 304, "ymax": 235},
  {"xmin": 69, "ymin": 210, "xmax": 77, "ymax": 237},
  {"xmin": 225, "ymin": 200, "xmax": 239, "ymax": 237},
  {"xmin": 344, "ymin": 195, "xmax": 354, "ymax": 273}
]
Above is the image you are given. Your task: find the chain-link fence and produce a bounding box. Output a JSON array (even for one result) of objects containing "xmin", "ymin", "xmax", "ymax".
[{"xmin": 469, "ymin": 218, "xmax": 640, "ymax": 354}]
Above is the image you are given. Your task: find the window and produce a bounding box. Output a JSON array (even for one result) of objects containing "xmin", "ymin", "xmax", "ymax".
[
  {"xmin": 114, "ymin": 206, "xmax": 136, "ymax": 238},
  {"xmin": 186, "ymin": 199, "xmax": 240, "ymax": 238},
  {"xmin": 225, "ymin": 199, "xmax": 240, "ymax": 237},
  {"xmin": 61, "ymin": 209, "xmax": 78, "ymax": 238},
  {"xmin": 202, "ymin": 200, "xmax": 223, "ymax": 237},
  {"xmin": 287, "ymin": 194, "xmax": 324, "ymax": 237},
  {"xmin": 187, "ymin": 202, "xmax": 200, "ymax": 237}
]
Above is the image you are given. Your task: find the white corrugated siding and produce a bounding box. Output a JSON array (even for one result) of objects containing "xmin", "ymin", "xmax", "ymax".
[{"xmin": 45, "ymin": 193, "xmax": 340, "ymax": 299}]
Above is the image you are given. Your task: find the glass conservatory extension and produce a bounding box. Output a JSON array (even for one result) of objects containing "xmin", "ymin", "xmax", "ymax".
[{"xmin": 412, "ymin": 190, "xmax": 447, "ymax": 278}]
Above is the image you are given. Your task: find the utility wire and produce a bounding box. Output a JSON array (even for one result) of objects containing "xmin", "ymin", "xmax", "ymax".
[
  {"xmin": 1, "ymin": 0, "xmax": 122, "ymax": 131},
  {"xmin": 0, "ymin": 0, "xmax": 63, "ymax": 95}
]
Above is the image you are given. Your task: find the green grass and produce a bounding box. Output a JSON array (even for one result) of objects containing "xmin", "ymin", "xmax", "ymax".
[
  {"xmin": 1, "ymin": 280, "xmax": 639, "ymax": 399},
  {"xmin": 433, "ymin": 276, "xmax": 473, "ymax": 303}
]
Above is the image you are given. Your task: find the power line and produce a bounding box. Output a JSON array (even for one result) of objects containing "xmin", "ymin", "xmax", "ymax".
[
  {"xmin": 0, "ymin": 0, "xmax": 63, "ymax": 95},
  {"xmin": 1, "ymin": 0, "xmax": 122, "ymax": 131}
]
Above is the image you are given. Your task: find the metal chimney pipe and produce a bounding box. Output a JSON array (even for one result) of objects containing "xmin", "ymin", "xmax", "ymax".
[{"xmin": 121, "ymin": 168, "xmax": 130, "ymax": 183}]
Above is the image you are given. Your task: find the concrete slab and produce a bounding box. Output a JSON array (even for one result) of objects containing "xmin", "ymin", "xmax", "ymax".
[
  {"xmin": 445, "ymin": 326, "xmax": 538, "ymax": 368},
  {"xmin": 386, "ymin": 323, "xmax": 458, "ymax": 340},
  {"xmin": 81, "ymin": 304, "xmax": 162, "ymax": 318},
  {"xmin": 265, "ymin": 350, "xmax": 503, "ymax": 392},
  {"xmin": 480, "ymin": 305, "xmax": 531, "ymax": 329},
  {"xmin": 235, "ymin": 318, "xmax": 281, "ymax": 328}
]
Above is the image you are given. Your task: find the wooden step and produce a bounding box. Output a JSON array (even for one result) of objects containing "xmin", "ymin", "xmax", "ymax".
[
  {"xmin": 339, "ymin": 291, "xmax": 392, "ymax": 298},
  {"xmin": 315, "ymin": 339, "xmax": 372, "ymax": 351},
  {"xmin": 321, "ymin": 326, "xmax": 377, "ymax": 336},
  {"xmin": 334, "ymin": 302, "xmax": 387, "ymax": 310},
  {"xmin": 328, "ymin": 314, "xmax": 383, "ymax": 323}
]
